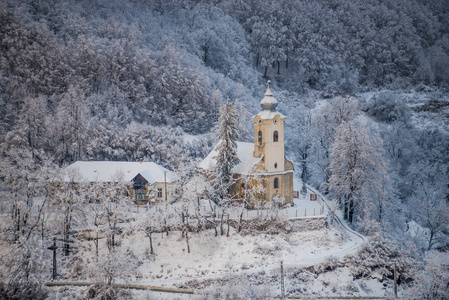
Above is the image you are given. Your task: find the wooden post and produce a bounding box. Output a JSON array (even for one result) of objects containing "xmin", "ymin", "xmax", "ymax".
[
  {"xmin": 53, "ymin": 238, "xmax": 57, "ymax": 279},
  {"xmin": 280, "ymin": 261, "xmax": 285, "ymax": 299}
]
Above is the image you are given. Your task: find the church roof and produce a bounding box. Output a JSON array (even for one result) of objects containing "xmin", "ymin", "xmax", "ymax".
[
  {"xmin": 254, "ymin": 110, "xmax": 286, "ymax": 120},
  {"xmin": 254, "ymin": 80, "xmax": 285, "ymax": 119},
  {"xmin": 199, "ymin": 141, "xmax": 262, "ymax": 175},
  {"xmin": 260, "ymin": 80, "xmax": 278, "ymax": 111},
  {"xmin": 63, "ymin": 161, "xmax": 176, "ymax": 184}
]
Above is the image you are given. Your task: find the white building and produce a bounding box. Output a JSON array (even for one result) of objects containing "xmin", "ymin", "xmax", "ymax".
[{"xmin": 63, "ymin": 160, "xmax": 177, "ymax": 204}]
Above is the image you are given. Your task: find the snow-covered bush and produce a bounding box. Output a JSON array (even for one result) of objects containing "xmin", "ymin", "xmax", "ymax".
[
  {"xmin": 198, "ymin": 277, "xmax": 270, "ymax": 300},
  {"xmin": 0, "ymin": 282, "xmax": 48, "ymax": 300},
  {"xmin": 289, "ymin": 268, "xmax": 316, "ymax": 283},
  {"xmin": 253, "ymin": 239, "xmax": 280, "ymax": 256},
  {"xmin": 344, "ymin": 282, "xmax": 359, "ymax": 294},
  {"xmin": 345, "ymin": 234, "xmax": 418, "ymax": 283},
  {"xmin": 84, "ymin": 284, "xmax": 132, "ymax": 300},
  {"xmin": 316, "ymin": 255, "xmax": 340, "ymax": 273}
]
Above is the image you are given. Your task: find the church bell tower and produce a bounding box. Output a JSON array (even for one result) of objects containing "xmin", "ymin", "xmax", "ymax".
[
  {"xmin": 253, "ymin": 80, "xmax": 286, "ymax": 173},
  {"xmin": 252, "ymin": 80, "xmax": 294, "ymax": 205}
]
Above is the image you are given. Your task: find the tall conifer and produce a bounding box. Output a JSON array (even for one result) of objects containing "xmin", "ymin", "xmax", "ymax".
[{"xmin": 213, "ymin": 98, "xmax": 239, "ymax": 201}]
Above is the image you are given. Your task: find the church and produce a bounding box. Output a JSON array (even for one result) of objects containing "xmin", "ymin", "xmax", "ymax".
[{"xmin": 199, "ymin": 81, "xmax": 294, "ymax": 207}]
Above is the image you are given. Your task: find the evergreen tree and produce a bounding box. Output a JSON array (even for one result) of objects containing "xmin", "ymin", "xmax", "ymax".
[{"xmin": 213, "ymin": 98, "xmax": 239, "ymax": 202}]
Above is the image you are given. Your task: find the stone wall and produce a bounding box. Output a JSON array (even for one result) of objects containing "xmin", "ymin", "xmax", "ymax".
[{"xmin": 236, "ymin": 216, "xmax": 326, "ymax": 235}]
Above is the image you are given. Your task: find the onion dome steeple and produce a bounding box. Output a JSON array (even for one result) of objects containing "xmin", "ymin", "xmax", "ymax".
[{"xmin": 260, "ymin": 80, "xmax": 278, "ymax": 111}]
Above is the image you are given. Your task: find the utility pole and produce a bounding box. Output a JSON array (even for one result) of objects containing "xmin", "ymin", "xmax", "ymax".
[
  {"xmin": 164, "ymin": 170, "xmax": 167, "ymax": 210},
  {"xmin": 280, "ymin": 260, "xmax": 285, "ymax": 299},
  {"xmin": 47, "ymin": 237, "xmax": 58, "ymax": 280}
]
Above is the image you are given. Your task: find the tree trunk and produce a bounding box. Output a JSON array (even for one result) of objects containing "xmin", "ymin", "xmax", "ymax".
[
  {"xmin": 197, "ymin": 216, "xmax": 202, "ymax": 233},
  {"xmin": 238, "ymin": 212, "xmax": 243, "ymax": 233},
  {"xmin": 181, "ymin": 211, "xmax": 185, "ymax": 238},
  {"xmin": 264, "ymin": 66, "xmax": 268, "ymax": 78},
  {"xmin": 186, "ymin": 229, "xmax": 190, "ymax": 253},
  {"xmin": 165, "ymin": 218, "xmax": 169, "ymax": 236},
  {"xmin": 343, "ymin": 197, "xmax": 348, "ymax": 221},
  {"xmin": 208, "ymin": 198, "xmax": 214, "ymax": 212},
  {"xmin": 220, "ymin": 213, "xmax": 224, "ymax": 236},
  {"xmin": 149, "ymin": 231, "xmax": 154, "ymax": 254},
  {"xmin": 277, "ymin": 60, "xmax": 280, "ymax": 74},
  {"xmin": 348, "ymin": 198, "xmax": 354, "ymax": 224},
  {"xmin": 227, "ymin": 214, "xmax": 230, "ymax": 237},
  {"xmin": 41, "ymin": 213, "xmax": 45, "ymax": 240},
  {"xmin": 378, "ymin": 202, "xmax": 383, "ymax": 222},
  {"xmin": 428, "ymin": 229, "xmax": 435, "ymax": 251},
  {"xmin": 95, "ymin": 232, "xmax": 99, "ymax": 257},
  {"xmin": 213, "ymin": 216, "xmax": 218, "ymax": 237},
  {"xmin": 186, "ymin": 214, "xmax": 190, "ymax": 253}
]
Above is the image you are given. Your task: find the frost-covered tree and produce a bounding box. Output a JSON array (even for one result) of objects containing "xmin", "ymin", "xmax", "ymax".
[
  {"xmin": 310, "ymin": 96, "xmax": 360, "ymax": 190},
  {"xmin": 53, "ymin": 85, "xmax": 87, "ymax": 165},
  {"xmin": 50, "ymin": 168, "xmax": 87, "ymax": 256},
  {"xmin": 328, "ymin": 120, "xmax": 388, "ymax": 225},
  {"xmin": 212, "ymin": 98, "xmax": 239, "ymax": 202},
  {"xmin": 92, "ymin": 249, "xmax": 137, "ymax": 285},
  {"xmin": 0, "ymin": 237, "xmax": 48, "ymax": 300},
  {"xmin": 0, "ymin": 130, "xmax": 55, "ymax": 242},
  {"xmin": 410, "ymin": 168, "xmax": 449, "ymax": 251},
  {"xmin": 407, "ymin": 251, "xmax": 449, "ymax": 300}
]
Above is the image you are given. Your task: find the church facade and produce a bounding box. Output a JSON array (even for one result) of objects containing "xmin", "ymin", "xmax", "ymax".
[{"xmin": 199, "ymin": 81, "xmax": 294, "ymax": 207}]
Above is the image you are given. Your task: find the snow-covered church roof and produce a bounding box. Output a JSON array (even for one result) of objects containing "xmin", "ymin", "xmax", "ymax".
[
  {"xmin": 63, "ymin": 161, "xmax": 176, "ymax": 184},
  {"xmin": 199, "ymin": 141, "xmax": 262, "ymax": 175}
]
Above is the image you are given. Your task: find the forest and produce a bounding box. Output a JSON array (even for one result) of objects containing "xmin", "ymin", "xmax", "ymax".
[{"xmin": 0, "ymin": 0, "xmax": 448, "ymax": 299}]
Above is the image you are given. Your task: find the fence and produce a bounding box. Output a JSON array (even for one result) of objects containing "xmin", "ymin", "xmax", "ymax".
[{"xmin": 213, "ymin": 204, "xmax": 325, "ymax": 221}]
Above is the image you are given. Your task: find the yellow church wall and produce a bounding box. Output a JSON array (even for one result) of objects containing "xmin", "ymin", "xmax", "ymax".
[{"xmin": 253, "ymin": 115, "xmax": 285, "ymax": 174}]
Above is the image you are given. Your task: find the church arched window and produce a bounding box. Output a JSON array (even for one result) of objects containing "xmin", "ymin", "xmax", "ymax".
[
  {"xmin": 274, "ymin": 177, "xmax": 279, "ymax": 189},
  {"xmin": 273, "ymin": 131, "xmax": 278, "ymax": 142},
  {"xmin": 258, "ymin": 130, "xmax": 262, "ymax": 143}
]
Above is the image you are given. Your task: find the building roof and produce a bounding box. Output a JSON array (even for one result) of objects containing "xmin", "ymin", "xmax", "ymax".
[
  {"xmin": 63, "ymin": 161, "xmax": 176, "ymax": 184},
  {"xmin": 199, "ymin": 141, "xmax": 262, "ymax": 175},
  {"xmin": 254, "ymin": 110, "xmax": 286, "ymax": 120},
  {"xmin": 254, "ymin": 80, "xmax": 286, "ymax": 119},
  {"xmin": 260, "ymin": 80, "xmax": 279, "ymax": 111}
]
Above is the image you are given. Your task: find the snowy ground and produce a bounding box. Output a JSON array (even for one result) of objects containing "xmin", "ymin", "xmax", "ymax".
[
  {"xmin": 44, "ymin": 176, "xmax": 380, "ymax": 299},
  {"xmin": 51, "ymin": 223, "xmax": 370, "ymax": 299}
]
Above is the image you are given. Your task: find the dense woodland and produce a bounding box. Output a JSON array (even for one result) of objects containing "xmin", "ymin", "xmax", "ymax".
[{"xmin": 0, "ymin": 0, "xmax": 448, "ymax": 298}]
